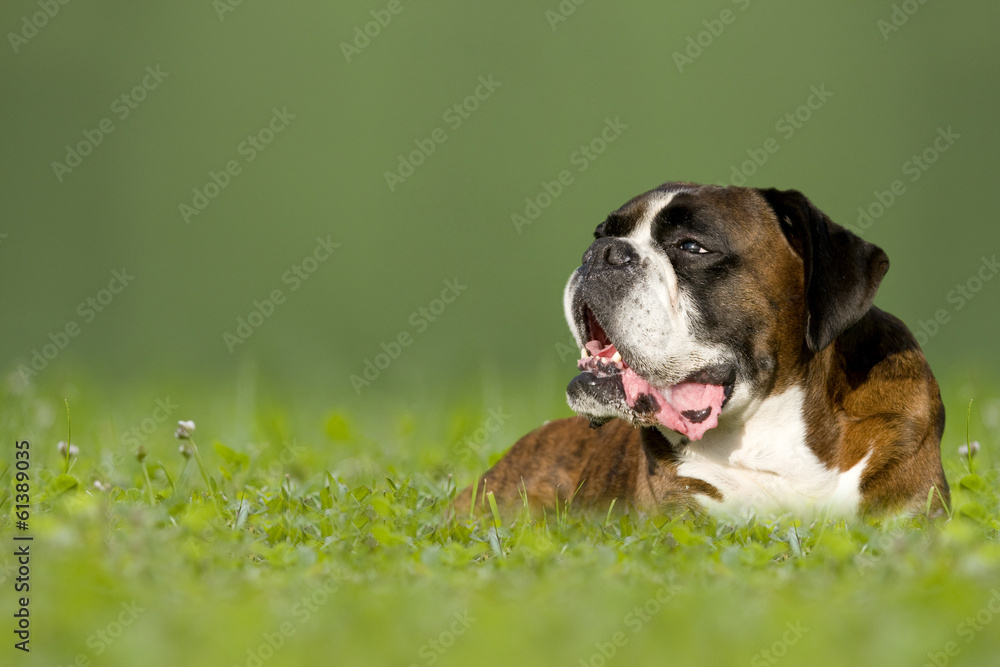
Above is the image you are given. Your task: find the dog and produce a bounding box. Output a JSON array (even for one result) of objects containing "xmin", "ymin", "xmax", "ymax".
[{"xmin": 457, "ymin": 182, "xmax": 949, "ymax": 518}]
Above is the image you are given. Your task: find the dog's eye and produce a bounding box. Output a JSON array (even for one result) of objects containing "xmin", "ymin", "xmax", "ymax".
[{"xmin": 679, "ymin": 240, "xmax": 709, "ymax": 254}]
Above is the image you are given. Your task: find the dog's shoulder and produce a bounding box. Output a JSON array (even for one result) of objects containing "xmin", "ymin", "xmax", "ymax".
[
  {"xmin": 818, "ymin": 306, "xmax": 948, "ymax": 513},
  {"xmin": 836, "ymin": 306, "xmax": 933, "ymax": 384},
  {"xmin": 828, "ymin": 306, "xmax": 942, "ymax": 433}
]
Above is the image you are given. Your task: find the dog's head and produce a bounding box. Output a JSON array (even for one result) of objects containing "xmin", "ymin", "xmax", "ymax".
[{"xmin": 564, "ymin": 182, "xmax": 889, "ymax": 440}]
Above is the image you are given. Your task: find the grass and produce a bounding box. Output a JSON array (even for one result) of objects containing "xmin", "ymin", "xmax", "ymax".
[{"xmin": 2, "ymin": 373, "xmax": 999, "ymax": 667}]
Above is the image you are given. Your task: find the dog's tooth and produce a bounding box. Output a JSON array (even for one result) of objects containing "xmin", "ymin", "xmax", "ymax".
[
  {"xmin": 581, "ymin": 347, "xmax": 589, "ymax": 359},
  {"xmin": 611, "ymin": 351, "xmax": 622, "ymax": 363}
]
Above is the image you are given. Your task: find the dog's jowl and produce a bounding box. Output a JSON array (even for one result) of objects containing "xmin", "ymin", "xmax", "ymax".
[{"xmin": 458, "ymin": 182, "xmax": 949, "ymax": 517}]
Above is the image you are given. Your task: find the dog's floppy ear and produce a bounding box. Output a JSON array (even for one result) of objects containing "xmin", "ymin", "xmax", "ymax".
[{"xmin": 760, "ymin": 188, "xmax": 890, "ymax": 352}]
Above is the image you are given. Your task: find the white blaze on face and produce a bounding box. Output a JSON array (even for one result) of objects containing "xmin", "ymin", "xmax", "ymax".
[
  {"xmin": 563, "ymin": 191, "xmax": 681, "ymax": 349},
  {"xmin": 626, "ymin": 191, "xmax": 682, "ymax": 312},
  {"xmin": 564, "ymin": 188, "xmax": 734, "ymax": 436},
  {"xmin": 563, "ymin": 271, "xmax": 581, "ymax": 347},
  {"xmin": 609, "ymin": 192, "xmax": 724, "ymax": 386}
]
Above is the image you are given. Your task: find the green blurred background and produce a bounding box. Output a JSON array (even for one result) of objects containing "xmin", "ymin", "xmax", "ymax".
[
  {"xmin": 2, "ymin": 0, "xmax": 999, "ymax": 407},
  {"xmin": 4, "ymin": 4, "xmax": 1000, "ymax": 667}
]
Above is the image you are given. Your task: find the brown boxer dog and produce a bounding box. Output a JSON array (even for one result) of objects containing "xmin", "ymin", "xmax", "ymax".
[{"xmin": 458, "ymin": 182, "xmax": 949, "ymax": 518}]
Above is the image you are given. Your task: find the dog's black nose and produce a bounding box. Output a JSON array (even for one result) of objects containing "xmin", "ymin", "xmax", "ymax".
[{"xmin": 582, "ymin": 238, "xmax": 639, "ymax": 272}]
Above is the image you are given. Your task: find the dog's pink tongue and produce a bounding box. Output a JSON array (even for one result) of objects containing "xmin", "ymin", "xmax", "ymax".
[{"xmin": 621, "ymin": 369, "xmax": 725, "ymax": 441}]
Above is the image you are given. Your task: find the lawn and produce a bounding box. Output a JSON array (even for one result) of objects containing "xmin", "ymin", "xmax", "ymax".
[{"xmin": 2, "ymin": 374, "xmax": 998, "ymax": 667}]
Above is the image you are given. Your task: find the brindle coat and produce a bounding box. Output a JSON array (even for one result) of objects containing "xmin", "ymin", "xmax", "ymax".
[{"xmin": 456, "ymin": 185, "xmax": 949, "ymax": 517}]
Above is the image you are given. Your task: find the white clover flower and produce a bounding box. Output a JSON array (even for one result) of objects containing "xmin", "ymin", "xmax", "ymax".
[
  {"xmin": 174, "ymin": 420, "xmax": 196, "ymax": 439},
  {"xmin": 57, "ymin": 440, "xmax": 79, "ymax": 457},
  {"xmin": 958, "ymin": 441, "xmax": 980, "ymax": 458}
]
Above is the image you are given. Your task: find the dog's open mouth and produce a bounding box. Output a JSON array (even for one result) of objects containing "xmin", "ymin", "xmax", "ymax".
[{"xmin": 575, "ymin": 306, "xmax": 734, "ymax": 441}]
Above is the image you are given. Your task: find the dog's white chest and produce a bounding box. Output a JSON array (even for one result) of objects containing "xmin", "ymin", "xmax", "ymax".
[{"xmin": 674, "ymin": 387, "xmax": 868, "ymax": 516}]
